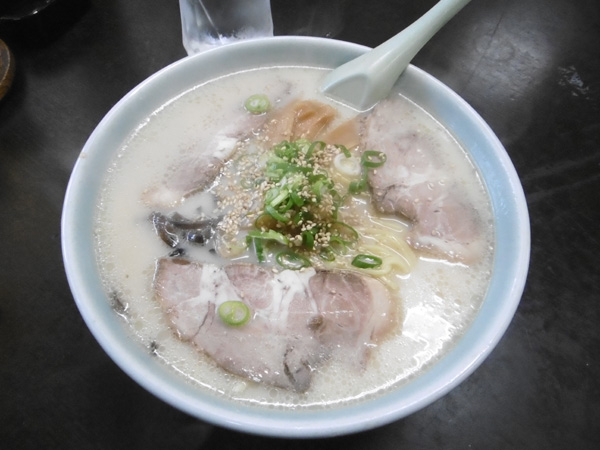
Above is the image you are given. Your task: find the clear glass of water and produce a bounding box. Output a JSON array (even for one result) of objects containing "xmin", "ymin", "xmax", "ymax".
[{"xmin": 179, "ymin": 0, "xmax": 273, "ymax": 55}]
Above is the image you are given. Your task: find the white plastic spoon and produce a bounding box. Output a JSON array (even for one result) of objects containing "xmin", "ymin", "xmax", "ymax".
[{"xmin": 320, "ymin": 0, "xmax": 472, "ymax": 111}]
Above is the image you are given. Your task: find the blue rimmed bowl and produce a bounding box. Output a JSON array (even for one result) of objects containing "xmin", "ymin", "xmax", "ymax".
[{"xmin": 61, "ymin": 36, "xmax": 530, "ymax": 438}]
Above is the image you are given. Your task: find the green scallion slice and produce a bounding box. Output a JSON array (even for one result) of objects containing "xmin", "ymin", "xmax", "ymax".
[
  {"xmin": 349, "ymin": 176, "xmax": 368, "ymax": 194},
  {"xmin": 302, "ymin": 230, "xmax": 315, "ymax": 249},
  {"xmin": 245, "ymin": 235, "xmax": 266, "ymax": 262},
  {"xmin": 361, "ymin": 150, "xmax": 387, "ymax": 168},
  {"xmin": 335, "ymin": 144, "xmax": 352, "ymax": 158},
  {"xmin": 244, "ymin": 94, "xmax": 270, "ymax": 114},
  {"xmin": 330, "ymin": 221, "xmax": 359, "ymax": 244},
  {"xmin": 328, "ymin": 235, "xmax": 349, "ymax": 254},
  {"xmin": 276, "ymin": 251, "xmax": 311, "ymax": 270},
  {"xmin": 254, "ymin": 213, "xmax": 276, "ymax": 230},
  {"xmin": 319, "ymin": 247, "xmax": 336, "ymax": 261},
  {"xmin": 290, "ymin": 191, "xmax": 305, "ymax": 207},
  {"xmin": 218, "ymin": 301, "xmax": 251, "ymax": 326},
  {"xmin": 265, "ymin": 204, "xmax": 289, "ymax": 222},
  {"xmin": 306, "ymin": 141, "xmax": 325, "ymax": 159},
  {"xmin": 351, "ymin": 254, "xmax": 383, "ymax": 269},
  {"xmin": 246, "ymin": 229, "xmax": 290, "ymax": 246}
]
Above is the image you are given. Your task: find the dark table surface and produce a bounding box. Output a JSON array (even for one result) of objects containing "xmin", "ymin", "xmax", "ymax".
[{"xmin": 1, "ymin": 0, "xmax": 599, "ymax": 448}]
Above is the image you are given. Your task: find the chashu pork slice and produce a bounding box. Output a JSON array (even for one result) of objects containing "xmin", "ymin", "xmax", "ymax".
[
  {"xmin": 363, "ymin": 99, "xmax": 484, "ymax": 263},
  {"xmin": 153, "ymin": 257, "xmax": 395, "ymax": 392},
  {"xmin": 142, "ymin": 110, "xmax": 267, "ymax": 208}
]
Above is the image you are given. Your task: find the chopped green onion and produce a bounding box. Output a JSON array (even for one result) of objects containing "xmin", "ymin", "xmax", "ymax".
[
  {"xmin": 302, "ymin": 230, "xmax": 315, "ymax": 249},
  {"xmin": 273, "ymin": 141, "xmax": 292, "ymax": 158},
  {"xmin": 306, "ymin": 141, "xmax": 325, "ymax": 159},
  {"xmin": 328, "ymin": 235, "xmax": 349, "ymax": 254},
  {"xmin": 347, "ymin": 151, "xmax": 387, "ymax": 195},
  {"xmin": 246, "ymin": 230, "xmax": 291, "ymax": 264},
  {"xmin": 351, "ymin": 254, "xmax": 383, "ymax": 269},
  {"xmin": 290, "ymin": 191, "xmax": 305, "ymax": 207},
  {"xmin": 295, "ymin": 139, "xmax": 311, "ymax": 156},
  {"xmin": 246, "ymin": 235, "xmax": 266, "ymax": 262},
  {"xmin": 292, "ymin": 211, "xmax": 304, "ymax": 225},
  {"xmin": 330, "ymin": 221, "xmax": 359, "ymax": 244},
  {"xmin": 281, "ymin": 197, "xmax": 295, "ymax": 213},
  {"xmin": 349, "ymin": 176, "xmax": 368, "ymax": 194},
  {"xmin": 269, "ymin": 188, "xmax": 289, "ymax": 207},
  {"xmin": 319, "ymin": 247, "xmax": 336, "ymax": 261},
  {"xmin": 244, "ymin": 94, "xmax": 270, "ymax": 114},
  {"xmin": 265, "ymin": 204, "xmax": 289, "ymax": 222},
  {"xmin": 244, "ymin": 137, "xmax": 387, "ymax": 269},
  {"xmin": 246, "ymin": 229, "xmax": 290, "ymax": 246},
  {"xmin": 254, "ymin": 213, "xmax": 276, "ymax": 230},
  {"xmin": 218, "ymin": 301, "xmax": 251, "ymax": 326},
  {"xmin": 335, "ymin": 144, "xmax": 352, "ymax": 158},
  {"xmin": 361, "ymin": 150, "xmax": 387, "ymax": 168},
  {"xmin": 311, "ymin": 178, "xmax": 326, "ymax": 201},
  {"xmin": 292, "ymin": 210, "xmax": 313, "ymax": 226},
  {"xmin": 276, "ymin": 251, "xmax": 311, "ymax": 270}
]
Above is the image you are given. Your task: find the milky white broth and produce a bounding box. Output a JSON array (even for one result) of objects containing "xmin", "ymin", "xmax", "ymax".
[{"xmin": 94, "ymin": 66, "xmax": 494, "ymax": 409}]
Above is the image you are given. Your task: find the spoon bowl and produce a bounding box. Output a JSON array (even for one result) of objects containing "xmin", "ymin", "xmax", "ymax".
[{"xmin": 320, "ymin": 0, "xmax": 472, "ymax": 111}]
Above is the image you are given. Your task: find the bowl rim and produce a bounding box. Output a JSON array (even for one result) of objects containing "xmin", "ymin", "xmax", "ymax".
[{"xmin": 61, "ymin": 35, "xmax": 530, "ymax": 438}]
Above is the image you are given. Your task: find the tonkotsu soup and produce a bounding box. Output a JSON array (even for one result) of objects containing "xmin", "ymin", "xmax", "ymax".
[{"xmin": 94, "ymin": 66, "xmax": 494, "ymax": 409}]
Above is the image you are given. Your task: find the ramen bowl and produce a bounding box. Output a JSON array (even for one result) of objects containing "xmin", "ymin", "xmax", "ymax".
[{"xmin": 61, "ymin": 36, "xmax": 530, "ymax": 438}]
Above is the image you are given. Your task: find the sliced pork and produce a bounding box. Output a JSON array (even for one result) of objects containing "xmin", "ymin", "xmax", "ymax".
[
  {"xmin": 308, "ymin": 271, "xmax": 394, "ymax": 367},
  {"xmin": 363, "ymin": 99, "xmax": 484, "ymax": 262},
  {"xmin": 142, "ymin": 104, "xmax": 273, "ymax": 207},
  {"xmin": 153, "ymin": 257, "xmax": 395, "ymax": 392}
]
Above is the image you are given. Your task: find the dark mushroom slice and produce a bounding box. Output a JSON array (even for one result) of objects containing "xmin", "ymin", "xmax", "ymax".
[{"xmin": 150, "ymin": 212, "xmax": 221, "ymax": 248}]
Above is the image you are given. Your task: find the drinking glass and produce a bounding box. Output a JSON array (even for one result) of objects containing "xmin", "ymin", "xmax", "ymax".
[{"xmin": 179, "ymin": 0, "xmax": 273, "ymax": 55}]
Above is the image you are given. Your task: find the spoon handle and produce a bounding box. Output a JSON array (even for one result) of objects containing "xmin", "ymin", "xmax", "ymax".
[
  {"xmin": 376, "ymin": 0, "xmax": 472, "ymax": 68},
  {"xmin": 321, "ymin": 0, "xmax": 472, "ymax": 111}
]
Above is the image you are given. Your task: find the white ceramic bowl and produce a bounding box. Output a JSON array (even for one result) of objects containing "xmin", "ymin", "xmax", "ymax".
[{"xmin": 61, "ymin": 36, "xmax": 530, "ymax": 438}]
